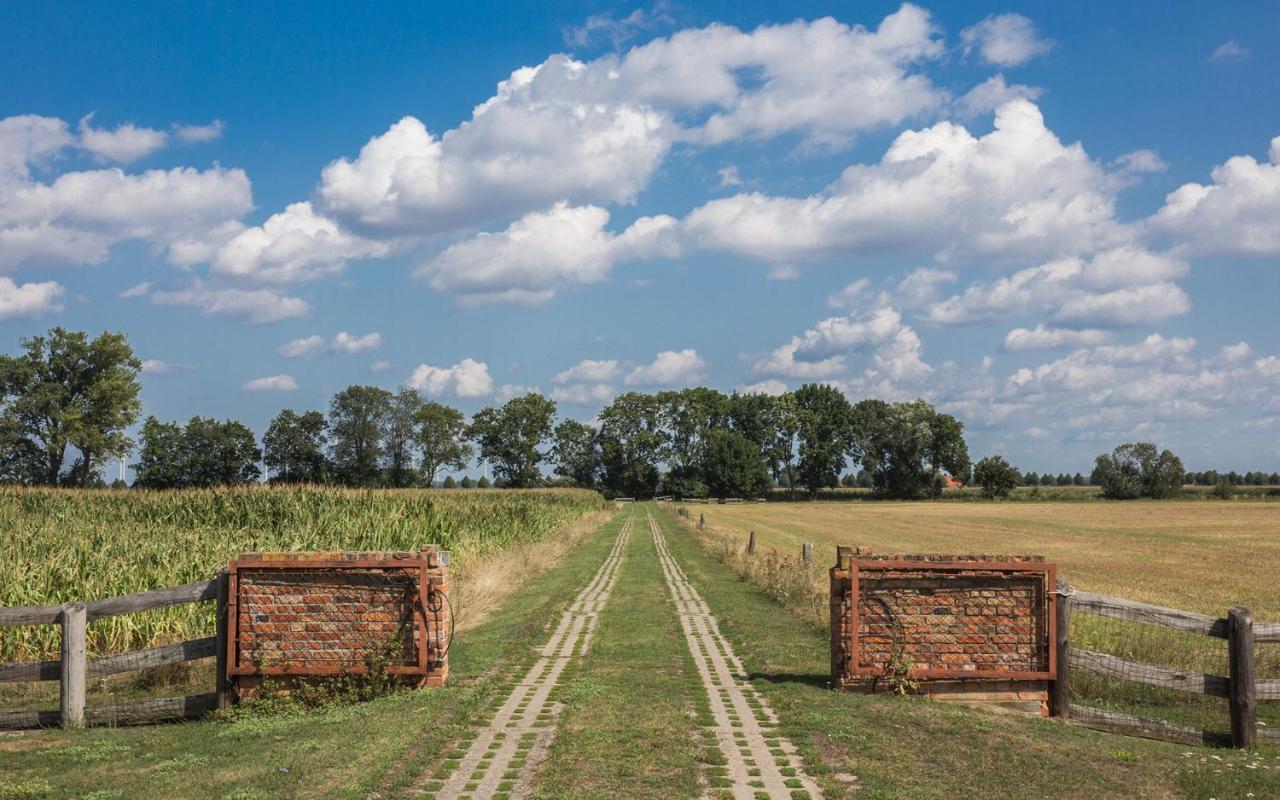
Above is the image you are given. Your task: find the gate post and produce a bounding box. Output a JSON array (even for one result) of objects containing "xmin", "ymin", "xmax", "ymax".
[
  {"xmin": 1228, "ymin": 606, "xmax": 1256, "ymax": 748},
  {"xmin": 60, "ymin": 603, "xmax": 86, "ymax": 729},
  {"xmin": 1051, "ymin": 581, "xmax": 1070, "ymax": 719}
]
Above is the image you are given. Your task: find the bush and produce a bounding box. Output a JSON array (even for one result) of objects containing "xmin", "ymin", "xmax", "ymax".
[
  {"xmin": 1212, "ymin": 480, "xmax": 1236, "ymax": 500},
  {"xmin": 973, "ymin": 455, "xmax": 1021, "ymax": 499}
]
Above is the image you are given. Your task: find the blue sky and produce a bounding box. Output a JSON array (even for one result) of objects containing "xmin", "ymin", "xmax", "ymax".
[{"xmin": 2, "ymin": 1, "xmax": 1278, "ymax": 476}]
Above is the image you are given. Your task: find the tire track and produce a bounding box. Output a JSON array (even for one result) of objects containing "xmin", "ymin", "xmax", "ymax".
[
  {"xmin": 413, "ymin": 511, "xmax": 633, "ymax": 800},
  {"xmin": 648, "ymin": 511, "xmax": 823, "ymax": 800}
]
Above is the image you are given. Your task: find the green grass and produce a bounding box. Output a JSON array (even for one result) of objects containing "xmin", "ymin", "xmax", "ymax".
[
  {"xmin": 654, "ymin": 505, "xmax": 1280, "ymax": 799},
  {"xmin": 531, "ymin": 512, "xmax": 705, "ymax": 799},
  {"xmin": 0, "ymin": 508, "xmax": 625, "ymax": 799}
]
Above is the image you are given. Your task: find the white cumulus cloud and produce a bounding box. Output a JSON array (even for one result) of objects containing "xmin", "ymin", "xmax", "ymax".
[
  {"xmin": 242, "ymin": 374, "xmax": 299, "ymax": 392},
  {"xmin": 149, "ymin": 282, "xmax": 310, "ymax": 324},
  {"xmin": 0, "ymin": 277, "xmax": 64, "ymax": 320},
  {"xmin": 553, "ymin": 358, "xmax": 621, "ymax": 384},
  {"xmin": 625, "ymin": 349, "xmax": 707, "ymax": 386},
  {"xmin": 77, "ymin": 113, "xmax": 168, "ymax": 163},
  {"xmin": 960, "ymin": 13, "xmax": 1053, "ymax": 66},
  {"xmin": 408, "ymin": 358, "xmax": 494, "ymax": 398}
]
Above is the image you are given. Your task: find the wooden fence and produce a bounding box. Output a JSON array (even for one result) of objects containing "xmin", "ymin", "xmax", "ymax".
[
  {"xmin": 0, "ymin": 574, "xmax": 230, "ymax": 729},
  {"xmin": 1051, "ymin": 583, "xmax": 1280, "ymax": 748}
]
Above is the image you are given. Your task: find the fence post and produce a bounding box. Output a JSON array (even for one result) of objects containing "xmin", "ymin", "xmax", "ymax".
[
  {"xmin": 215, "ymin": 570, "xmax": 231, "ymax": 710},
  {"xmin": 60, "ymin": 603, "xmax": 86, "ymax": 729},
  {"xmin": 1051, "ymin": 581, "xmax": 1070, "ymax": 719},
  {"xmin": 747, "ymin": 531, "xmax": 757, "ymax": 555},
  {"xmin": 802, "ymin": 542, "xmax": 813, "ymax": 565},
  {"xmin": 698, "ymin": 513, "xmax": 705, "ymax": 530},
  {"xmin": 1228, "ymin": 606, "xmax": 1256, "ymax": 749}
]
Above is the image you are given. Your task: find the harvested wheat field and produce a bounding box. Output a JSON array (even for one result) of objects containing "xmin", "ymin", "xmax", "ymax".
[{"xmin": 693, "ymin": 500, "xmax": 1280, "ymax": 618}]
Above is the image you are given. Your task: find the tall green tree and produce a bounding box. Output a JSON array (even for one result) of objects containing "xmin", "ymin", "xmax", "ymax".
[
  {"xmin": 413, "ymin": 401, "xmax": 473, "ymax": 486},
  {"xmin": 467, "ymin": 393, "xmax": 556, "ymax": 488},
  {"xmin": 132, "ymin": 417, "xmax": 187, "ymax": 488},
  {"xmin": 597, "ymin": 392, "xmax": 664, "ymax": 498},
  {"xmin": 1094, "ymin": 442, "xmax": 1184, "ymax": 500},
  {"xmin": 181, "ymin": 417, "xmax": 262, "ymax": 486},
  {"xmin": 0, "ymin": 328, "xmax": 142, "ymax": 485},
  {"xmin": 657, "ymin": 387, "xmax": 729, "ymax": 497},
  {"xmin": 792, "ymin": 383, "xmax": 854, "ymax": 497},
  {"xmin": 263, "ymin": 409, "xmax": 329, "ymax": 483},
  {"xmin": 852, "ymin": 399, "xmax": 971, "ymax": 499},
  {"xmin": 550, "ymin": 418, "xmax": 601, "ymax": 488},
  {"xmin": 703, "ymin": 429, "xmax": 770, "ymax": 498},
  {"xmin": 384, "ymin": 387, "xmax": 425, "ymax": 487},
  {"xmin": 328, "ymin": 385, "xmax": 392, "ymax": 486},
  {"xmin": 973, "ymin": 455, "xmax": 1020, "ymax": 499},
  {"xmin": 133, "ymin": 416, "xmax": 261, "ymax": 487}
]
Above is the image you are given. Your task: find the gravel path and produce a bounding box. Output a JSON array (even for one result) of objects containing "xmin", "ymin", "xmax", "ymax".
[
  {"xmin": 417, "ymin": 511, "xmax": 634, "ymax": 800},
  {"xmin": 648, "ymin": 511, "xmax": 823, "ymax": 800}
]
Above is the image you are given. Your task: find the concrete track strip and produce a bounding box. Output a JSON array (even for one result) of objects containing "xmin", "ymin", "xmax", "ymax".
[
  {"xmin": 648, "ymin": 511, "xmax": 823, "ymax": 800},
  {"xmin": 416, "ymin": 511, "xmax": 634, "ymax": 800}
]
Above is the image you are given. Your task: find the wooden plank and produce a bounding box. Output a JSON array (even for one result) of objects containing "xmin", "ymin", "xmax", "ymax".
[
  {"xmin": 85, "ymin": 693, "xmax": 218, "ymax": 726},
  {"xmin": 88, "ymin": 636, "xmax": 217, "ymax": 678},
  {"xmin": 1228, "ymin": 606, "xmax": 1257, "ymax": 749},
  {"xmin": 60, "ymin": 603, "xmax": 86, "ymax": 729},
  {"xmin": 1258, "ymin": 678, "xmax": 1280, "ymax": 701},
  {"xmin": 1262, "ymin": 727, "xmax": 1280, "ymax": 744},
  {"xmin": 1069, "ymin": 704, "xmax": 1228, "ymax": 747},
  {"xmin": 0, "ymin": 579, "xmax": 218, "ymax": 627},
  {"xmin": 86, "ymin": 580, "xmax": 218, "ymax": 619},
  {"xmin": 1051, "ymin": 581, "xmax": 1070, "ymax": 718},
  {"xmin": 1069, "ymin": 648, "xmax": 1230, "ymax": 698},
  {"xmin": 0, "ymin": 658, "xmax": 60, "ymax": 683},
  {"xmin": 1071, "ymin": 590, "xmax": 1229, "ymax": 638},
  {"xmin": 0, "ymin": 709, "xmax": 60, "ymax": 729},
  {"xmin": 0, "ymin": 603, "xmax": 63, "ymax": 627},
  {"xmin": 1255, "ymin": 622, "xmax": 1280, "ymax": 643}
]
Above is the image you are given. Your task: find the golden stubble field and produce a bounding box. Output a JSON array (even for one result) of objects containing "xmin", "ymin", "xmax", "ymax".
[{"xmin": 694, "ymin": 500, "xmax": 1280, "ymax": 619}]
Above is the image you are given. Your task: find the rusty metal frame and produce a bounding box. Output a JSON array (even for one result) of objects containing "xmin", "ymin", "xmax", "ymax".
[
  {"xmin": 846, "ymin": 559, "xmax": 1057, "ymax": 682},
  {"xmin": 225, "ymin": 556, "xmax": 435, "ymax": 678}
]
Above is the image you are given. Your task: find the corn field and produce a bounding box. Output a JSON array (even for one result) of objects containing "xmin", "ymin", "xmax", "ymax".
[{"xmin": 0, "ymin": 486, "xmax": 606, "ymax": 660}]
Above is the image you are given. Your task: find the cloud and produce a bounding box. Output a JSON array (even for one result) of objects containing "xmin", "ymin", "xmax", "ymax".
[
  {"xmin": 563, "ymin": 3, "xmax": 676, "ymax": 48},
  {"xmin": 242, "ymin": 374, "xmax": 299, "ymax": 392},
  {"xmin": 212, "ymin": 201, "xmax": 393, "ymax": 283},
  {"xmin": 679, "ymin": 100, "xmax": 1124, "ymax": 266},
  {"xmin": 927, "ymin": 247, "xmax": 1189, "ymax": 328},
  {"xmin": 1146, "ymin": 135, "xmax": 1280, "ymax": 256},
  {"xmin": 0, "ymin": 115, "xmax": 75, "ymax": 178},
  {"xmin": 407, "ymin": 358, "xmax": 494, "ymax": 398},
  {"xmin": 955, "ymin": 74, "xmax": 1043, "ymax": 117},
  {"xmin": 278, "ymin": 331, "xmax": 381, "ymax": 358},
  {"xmin": 0, "ymin": 277, "xmax": 64, "ymax": 319},
  {"xmin": 117, "ymin": 281, "xmax": 152, "ymax": 299},
  {"xmin": 553, "ymin": 358, "xmax": 621, "ymax": 384},
  {"xmin": 416, "ymin": 202, "xmax": 677, "ymax": 305},
  {"xmin": 331, "ymin": 331, "xmax": 381, "ymax": 354},
  {"xmin": 550, "ymin": 383, "xmax": 617, "ymax": 404},
  {"xmin": 753, "ymin": 307, "xmax": 929, "ymax": 388},
  {"xmin": 737, "ymin": 379, "xmax": 787, "ymax": 396},
  {"xmin": 495, "ymin": 384, "xmax": 539, "ymax": 403},
  {"xmin": 276, "ymin": 335, "xmax": 327, "ymax": 359},
  {"xmin": 312, "ymin": 7, "xmax": 949, "ymax": 238},
  {"xmin": 173, "ymin": 120, "xmax": 226, "ymax": 143},
  {"xmin": 1114, "ymin": 149, "xmax": 1167, "ymax": 175},
  {"xmin": 1208, "ymin": 40, "xmax": 1249, "ymax": 63},
  {"xmin": 960, "ymin": 13, "xmax": 1053, "ymax": 66},
  {"xmin": 1003, "ymin": 325, "xmax": 1112, "ymax": 352},
  {"xmin": 826, "ymin": 278, "xmax": 871, "ymax": 309},
  {"xmin": 717, "ymin": 165, "xmax": 743, "ymax": 188},
  {"xmin": 767, "ymin": 264, "xmax": 800, "ymax": 282},
  {"xmin": 149, "ymin": 282, "xmax": 310, "ymax": 324},
  {"xmin": 140, "ymin": 359, "xmax": 194, "ymax": 375},
  {"xmin": 77, "ymin": 113, "xmax": 168, "ymax": 163},
  {"xmin": 625, "ymin": 348, "xmax": 707, "ymax": 386},
  {"xmin": 370, "ymin": 360, "xmax": 392, "ymax": 372}
]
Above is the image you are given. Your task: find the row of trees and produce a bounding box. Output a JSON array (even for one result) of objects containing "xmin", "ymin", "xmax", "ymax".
[{"xmin": 131, "ymin": 385, "xmax": 973, "ymax": 499}]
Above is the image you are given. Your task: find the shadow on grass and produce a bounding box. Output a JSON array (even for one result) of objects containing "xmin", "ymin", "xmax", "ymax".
[{"xmin": 746, "ymin": 672, "xmax": 830, "ymax": 689}]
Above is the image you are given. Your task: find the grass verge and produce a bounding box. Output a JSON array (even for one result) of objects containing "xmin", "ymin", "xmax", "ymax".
[
  {"xmin": 0, "ymin": 508, "xmax": 623, "ymax": 800},
  {"xmin": 655, "ymin": 504, "xmax": 1280, "ymax": 800}
]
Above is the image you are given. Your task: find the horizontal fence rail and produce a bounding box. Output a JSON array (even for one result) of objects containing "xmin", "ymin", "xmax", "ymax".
[
  {"xmin": 1057, "ymin": 589, "xmax": 1274, "ymax": 749},
  {"xmin": 0, "ymin": 576, "xmax": 228, "ymax": 729}
]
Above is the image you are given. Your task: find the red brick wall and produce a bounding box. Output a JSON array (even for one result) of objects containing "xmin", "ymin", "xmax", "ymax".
[
  {"xmin": 229, "ymin": 549, "xmax": 449, "ymax": 693},
  {"xmin": 831, "ymin": 548, "xmax": 1053, "ymax": 702}
]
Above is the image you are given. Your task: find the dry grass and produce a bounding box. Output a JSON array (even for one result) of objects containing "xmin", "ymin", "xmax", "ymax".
[
  {"xmin": 448, "ymin": 506, "xmax": 616, "ymax": 633},
  {"xmin": 690, "ymin": 500, "xmax": 1280, "ymax": 618}
]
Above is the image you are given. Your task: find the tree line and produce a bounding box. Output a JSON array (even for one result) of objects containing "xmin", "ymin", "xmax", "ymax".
[{"xmin": 3, "ymin": 328, "xmax": 1277, "ymax": 498}]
